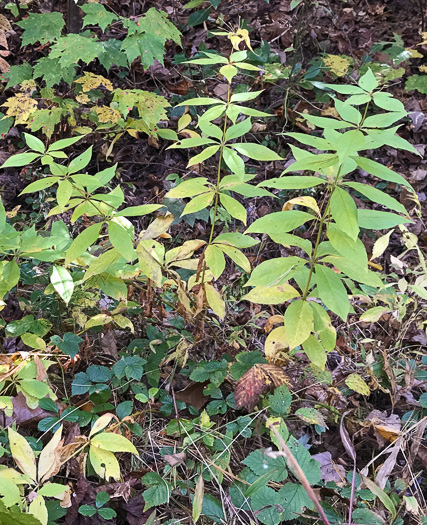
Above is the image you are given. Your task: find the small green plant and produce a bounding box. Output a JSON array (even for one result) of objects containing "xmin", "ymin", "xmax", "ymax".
[{"xmin": 79, "ymin": 491, "xmax": 116, "ymax": 520}]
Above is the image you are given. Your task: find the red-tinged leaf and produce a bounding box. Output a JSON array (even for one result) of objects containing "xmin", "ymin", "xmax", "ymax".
[{"xmin": 234, "ymin": 364, "xmax": 289, "ymax": 410}]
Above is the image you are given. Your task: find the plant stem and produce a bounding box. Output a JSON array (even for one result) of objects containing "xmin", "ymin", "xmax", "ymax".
[
  {"xmin": 200, "ymin": 81, "xmax": 232, "ymax": 285},
  {"xmin": 302, "ymin": 165, "xmax": 342, "ymax": 300}
]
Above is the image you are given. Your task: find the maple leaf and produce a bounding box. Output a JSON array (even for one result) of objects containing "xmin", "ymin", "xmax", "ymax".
[
  {"xmin": 17, "ymin": 12, "xmax": 65, "ymax": 46},
  {"xmin": 74, "ymin": 72, "xmax": 113, "ymax": 92},
  {"xmin": 234, "ymin": 363, "xmax": 289, "ymax": 410},
  {"xmin": 94, "ymin": 106, "xmax": 121, "ymax": 124},
  {"xmin": 33, "ymin": 57, "xmax": 76, "ymax": 88},
  {"xmin": 29, "ymin": 108, "xmax": 63, "ymax": 138},
  {"xmin": 81, "ymin": 3, "xmax": 117, "ymax": 32},
  {"xmin": 49, "ymin": 34, "xmax": 102, "ymax": 69},
  {"xmin": 2, "ymin": 93, "xmax": 37, "ymax": 125}
]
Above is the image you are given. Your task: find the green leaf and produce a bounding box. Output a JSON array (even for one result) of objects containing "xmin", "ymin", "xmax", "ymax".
[
  {"xmin": 116, "ymin": 204, "xmax": 164, "ymax": 217},
  {"xmin": 84, "ymin": 249, "xmax": 122, "ymax": 281},
  {"xmin": 213, "ymin": 232, "xmax": 259, "ymax": 248},
  {"xmin": 219, "ymin": 64, "xmax": 238, "ymax": 83},
  {"xmin": 232, "ymin": 143, "xmax": 282, "ymax": 161},
  {"xmin": 344, "ymin": 181, "xmax": 408, "ymax": 215},
  {"xmin": 98, "ymin": 508, "xmax": 116, "ymax": 520},
  {"xmin": 20, "ymin": 177, "xmax": 60, "ymax": 195},
  {"xmin": 225, "ymin": 119, "xmax": 252, "ymax": 141},
  {"xmin": 81, "ymin": 3, "xmax": 117, "ymax": 31},
  {"xmin": 56, "ymin": 179, "xmax": 73, "ymax": 208},
  {"xmin": 142, "ymin": 472, "xmax": 171, "ymax": 511},
  {"xmin": 243, "ymin": 449, "xmax": 288, "ymax": 482},
  {"xmin": 405, "ymin": 74, "xmax": 427, "ymax": 95},
  {"xmin": 301, "ymin": 114, "xmax": 351, "ymax": 130},
  {"xmin": 246, "ymin": 210, "xmax": 314, "ymax": 236},
  {"xmin": 330, "ymin": 187, "xmax": 359, "ymax": 240},
  {"xmin": 4, "ymin": 63, "xmax": 33, "ymax": 89},
  {"xmin": 312, "ymin": 81, "xmax": 365, "ymax": 95},
  {"xmin": 361, "ymin": 476, "xmax": 396, "ymax": 518},
  {"xmin": 1, "ymin": 152, "xmax": 41, "ymax": 169},
  {"xmin": 182, "ymin": 191, "xmax": 215, "ymax": 215},
  {"xmin": 358, "ymin": 209, "xmax": 411, "ymax": 229},
  {"xmin": 165, "ymin": 178, "xmax": 210, "ymax": 198},
  {"xmin": 198, "ymin": 119, "xmax": 223, "ymax": 140},
  {"xmin": 334, "ymin": 99, "xmax": 362, "ymax": 125},
  {"xmin": 245, "ymin": 256, "xmax": 303, "ymax": 287},
  {"xmin": 216, "ymin": 244, "xmax": 251, "ymax": 273},
  {"xmin": 24, "ymin": 133, "xmax": 45, "ymax": 154},
  {"xmin": 302, "ymin": 335, "xmax": 327, "ymax": 370},
  {"xmin": 358, "ymin": 68, "xmax": 378, "ymax": 92},
  {"xmin": 108, "ymin": 220, "xmax": 135, "ymax": 261},
  {"xmin": 362, "ymin": 111, "xmax": 405, "ymax": 129},
  {"xmin": 284, "ymin": 300, "xmax": 313, "ymax": 349},
  {"xmin": 220, "ymin": 194, "xmax": 246, "ymax": 224},
  {"xmin": 51, "ymin": 333, "xmax": 83, "ymax": 358},
  {"xmin": 230, "ymin": 90, "xmax": 264, "ymax": 102},
  {"xmin": 327, "ymin": 223, "xmax": 368, "ymax": 265},
  {"xmin": 65, "ymin": 222, "xmax": 103, "ymax": 265},
  {"xmin": 230, "ymin": 351, "xmax": 267, "ymax": 380},
  {"xmin": 353, "ymin": 156, "xmax": 412, "ymax": 189},
  {"xmin": 283, "ymin": 151, "xmax": 339, "ymax": 172},
  {"xmin": 242, "ymin": 284, "xmax": 300, "ymax": 305},
  {"xmin": 223, "ymin": 147, "xmax": 245, "ymax": 179},
  {"xmin": 17, "ymin": 12, "xmax": 65, "ymax": 45},
  {"xmin": 205, "ymin": 245, "xmax": 225, "ymax": 279},
  {"xmin": 67, "ymin": 146, "xmax": 93, "ymax": 174},
  {"xmin": 286, "ymin": 435, "xmax": 321, "ymax": 484},
  {"xmin": 315, "ymin": 264, "xmax": 350, "ymax": 321},
  {"xmin": 21, "ymin": 332, "xmax": 46, "ymax": 350},
  {"xmin": 178, "ymin": 97, "xmax": 223, "ymax": 106},
  {"xmin": 259, "ymin": 176, "xmax": 325, "ymax": 189},
  {"xmin": 50, "ymin": 34, "xmax": 102, "ymax": 69},
  {"xmin": 278, "ymin": 483, "xmax": 314, "ymax": 521},
  {"xmin": 50, "ymin": 265, "xmax": 74, "ymax": 304},
  {"xmin": 19, "ymin": 378, "xmax": 49, "ymax": 398},
  {"xmin": 373, "ymin": 92, "xmax": 405, "ymax": 112},
  {"xmin": 188, "ymin": 145, "xmax": 220, "ymax": 166},
  {"xmin": 187, "ymin": 8, "xmax": 210, "ymax": 27},
  {"xmin": 268, "ymin": 385, "xmax": 292, "ymax": 416}
]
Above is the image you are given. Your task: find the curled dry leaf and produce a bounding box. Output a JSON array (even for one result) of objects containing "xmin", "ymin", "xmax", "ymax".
[
  {"xmin": 175, "ymin": 381, "xmax": 209, "ymax": 411},
  {"xmin": 38, "ymin": 425, "xmax": 64, "ymax": 483},
  {"xmin": 234, "ymin": 363, "xmax": 289, "ymax": 410},
  {"xmin": 164, "ymin": 451, "xmax": 186, "ymax": 467}
]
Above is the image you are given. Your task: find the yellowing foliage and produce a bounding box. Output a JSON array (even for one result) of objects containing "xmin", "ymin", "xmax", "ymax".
[{"xmin": 323, "ymin": 54, "xmax": 351, "ymax": 76}]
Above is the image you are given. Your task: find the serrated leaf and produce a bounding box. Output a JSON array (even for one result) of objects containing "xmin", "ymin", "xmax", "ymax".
[
  {"xmin": 234, "ymin": 364, "xmax": 288, "ymax": 410},
  {"xmin": 81, "ymin": 3, "xmax": 117, "ymax": 31},
  {"xmin": 17, "ymin": 12, "xmax": 65, "ymax": 45}
]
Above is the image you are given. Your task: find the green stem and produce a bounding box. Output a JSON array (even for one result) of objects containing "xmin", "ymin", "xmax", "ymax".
[
  {"xmin": 200, "ymin": 82, "xmax": 232, "ymax": 285},
  {"xmin": 301, "ymin": 165, "xmax": 343, "ymax": 301}
]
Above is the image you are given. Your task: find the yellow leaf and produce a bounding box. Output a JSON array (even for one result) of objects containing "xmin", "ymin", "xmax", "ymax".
[
  {"xmin": 89, "ymin": 446, "xmax": 120, "ymax": 481},
  {"xmin": 345, "ymin": 373, "xmax": 370, "ymax": 396},
  {"xmin": 95, "ymin": 106, "xmax": 121, "ymax": 124},
  {"xmin": 38, "ymin": 425, "xmax": 63, "ymax": 483},
  {"xmin": 323, "ymin": 54, "xmax": 351, "ymax": 76},
  {"xmin": 90, "ymin": 432, "xmax": 137, "ymax": 454},
  {"xmin": 178, "ymin": 113, "xmax": 191, "ymax": 132},
  {"xmin": 29, "ymin": 494, "xmax": 48, "ymax": 525},
  {"xmin": 2, "ymin": 93, "xmax": 37, "ymax": 125},
  {"xmin": 265, "ymin": 326, "xmax": 288, "ymax": 365},
  {"xmin": 419, "ymin": 64, "xmax": 427, "ymax": 73},
  {"xmin": 283, "ymin": 196, "xmax": 320, "ymax": 216},
  {"xmin": 74, "ymin": 72, "xmax": 113, "ymax": 92},
  {"xmin": 417, "ymin": 32, "xmax": 427, "ymax": 46},
  {"xmin": 205, "ymin": 283, "xmax": 225, "ymax": 319},
  {"xmin": 8, "ymin": 427, "xmax": 36, "ymax": 481},
  {"xmin": 228, "ymin": 28, "xmax": 253, "ymax": 51},
  {"xmin": 89, "ymin": 413, "xmax": 115, "ymax": 437},
  {"xmin": 193, "ymin": 474, "xmax": 204, "ymax": 523},
  {"xmin": 408, "ymin": 48, "xmax": 423, "ymax": 58}
]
